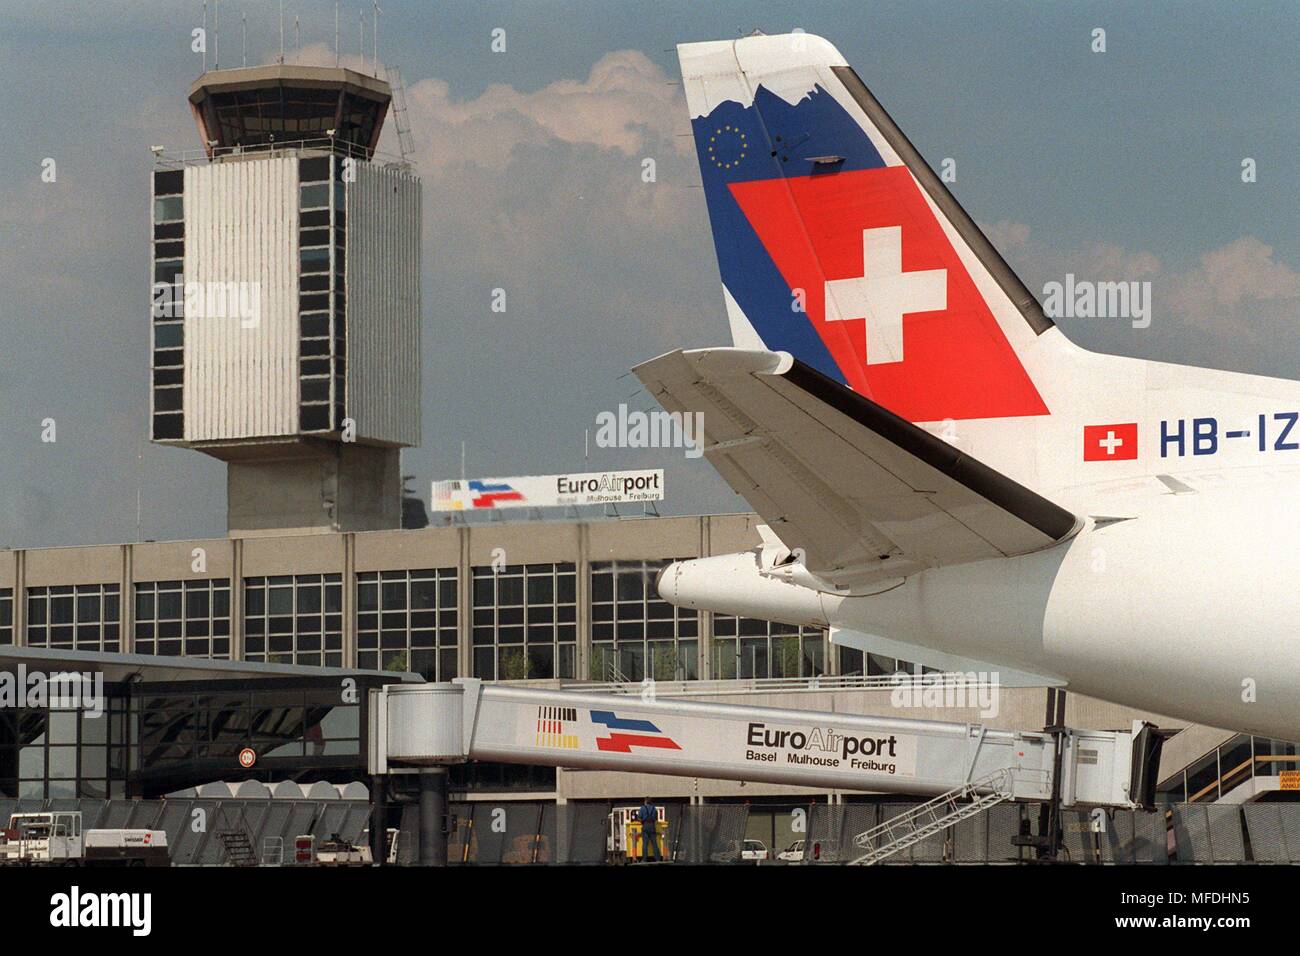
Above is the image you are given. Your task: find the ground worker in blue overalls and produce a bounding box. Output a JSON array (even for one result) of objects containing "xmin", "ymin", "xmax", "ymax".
[{"xmin": 637, "ymin": 797, "xmax": 660, "ymax": 862}]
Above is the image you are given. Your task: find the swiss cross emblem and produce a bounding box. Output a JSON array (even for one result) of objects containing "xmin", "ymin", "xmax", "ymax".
[
  {"xmin": 1083, "ymin": 423, "xmax": 1138, "ymax": 461},
  {"xmin": 824, "ymin": 226, "xmax": 947, "ymax": 365}
]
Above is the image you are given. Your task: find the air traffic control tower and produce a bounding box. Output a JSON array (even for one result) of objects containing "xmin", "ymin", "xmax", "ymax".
[{"xmin": 150, "ymin": 65, "xmax": 421, "ymax": 535}]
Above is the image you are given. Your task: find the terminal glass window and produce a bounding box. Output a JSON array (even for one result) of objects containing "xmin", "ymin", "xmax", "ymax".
[
  {"xmin": 0, "ymin": 589, "xmax": 12, "ymax": 644},
  {"xmin": 356, "ymin": 569, "xmax": 458, "ymax": 680},
  {"xmin": 134, "ymin": 682, "xmax": 363, "ymax": 791},
  {"xmin": 590, "ymin": 560, "xmax": 698, "ymax": 682},
  {"xmin": 25, "ymin": 584, "xmax": 121, "ymax": 652},
  {"xmin": 837, "ymin": 647, "xmax": 918, "ymax": 678},
  {"xmin": 711, "ymin": 616, "xmax": 826, "ymax": 680},
  {"xmin": 471, "ymin": 563, "xmax": 577, "ymax": 680},
  {"xmin": 243, "ymin": 574, "xmax": 343, "ymax": 667},
  {"xmin": 134, "ymin": 579, "xmax": 231, "ymax": 658},
  {"xmin": 0, "ymin": 693, "xmax": 126, "ymax": 799}
]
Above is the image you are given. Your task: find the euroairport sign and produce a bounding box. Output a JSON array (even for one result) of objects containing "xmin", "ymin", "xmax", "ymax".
[{"xmin": 431, "ymin": 470, "xmax": 664, "ymax": 511}]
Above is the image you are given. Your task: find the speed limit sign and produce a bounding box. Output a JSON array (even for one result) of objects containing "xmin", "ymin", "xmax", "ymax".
[{"xmin": 238, "ymin": 748, "xmax": 257, "ymax": 769}]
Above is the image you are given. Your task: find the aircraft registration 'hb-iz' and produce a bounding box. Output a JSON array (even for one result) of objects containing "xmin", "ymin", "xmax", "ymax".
[{"xmin": 636, "ymin": 32, "xmax": 1299, "ymax": 741}]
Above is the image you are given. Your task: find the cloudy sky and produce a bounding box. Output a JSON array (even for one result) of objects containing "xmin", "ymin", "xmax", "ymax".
[{"xmin": 0, "ymin": 0, "xmax": 1296, "ymax": 549}]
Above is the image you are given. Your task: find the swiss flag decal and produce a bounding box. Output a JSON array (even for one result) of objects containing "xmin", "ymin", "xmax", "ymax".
[
  {"xmin": 728, "ymin": 166, "xmax": 1049, "ymax": 422},
  {"xmin": 1083, "ymin": 423, "xmax": 1138, "ymax": 461}
]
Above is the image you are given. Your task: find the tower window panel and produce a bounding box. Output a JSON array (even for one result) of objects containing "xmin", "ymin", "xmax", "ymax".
[
  {"xmin": 299, "ymin": 228, "xmax": 330, "ymax": 247},
  {"xmin": 153, "ymin": 324, "xmax": 183, "ymax": 349},
  {"xmin": 299, "ymin": 247, "xmax": 331, "ymax": 273},
  {"xmin": 152, "ymin": 414, "xmax": 183, "ymax": 440},
  {"xmin": 154, "ymin": 240, "xmax": 184, "ymax": 259},
  {"xmin": 154, "ymin": 222, "xmax": 184, "ymax": 241},
  {"xmin": 153, "ymin": 259, "xmax": 183, "ymax": 283},
  {"xmin": 300, "ymin": 209, "xmax": 330, "ymax": 228},
  {"xmin": 298, "ymin": 156, "xmax": 331, "ymax": 182},
  {"xmin": 299, "ymin": 293, "xmax": 329, "ymax": 312},
  {"xmin": 299, "ymin": 183, "xmax": 331, "ymax": 209},
  {"xmin": 153, "ymin": 169, "xmax": 183, "ymax": 195},
  {"xmin": 153, "ymin": 348, "xmax": 183, "ymax": 368},
  {"xmin": 300, "ymin": 358, "xmax": 330, "ymax": 376},
  {"xmin": 152, "ymin": 389, "xmax": 182, "ymax": 413},
  {"xmin": 300, "ymin": 406, "xmax": 330, "ymax": 432},
  {"xmin": 153, "ymin": 367, "xmax": 183, "ymax": 387},
  {"xmin": 152, "ymin": 196, "xmax": 183, "ymax": 222},
  {"xmin": 300, "ymin": 313, "xmax": 330, "ymax": 337},
  {"xmin": 300, "ymin": 379, "xmax": 330, "ymax": 402},
  {"xmin": 300, "ymin": 273, "xmax": 331, "ymax": 293}
]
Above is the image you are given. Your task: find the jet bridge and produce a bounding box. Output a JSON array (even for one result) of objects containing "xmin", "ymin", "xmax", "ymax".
[{"xmin": 369, "ymin": 680, "xmax": 1162, "ymax": 865}]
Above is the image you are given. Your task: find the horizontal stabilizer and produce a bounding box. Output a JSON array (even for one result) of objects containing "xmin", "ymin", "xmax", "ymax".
[{"xmin": 634, "ymin": 347, "xmax": 1079, "ymax": 585}]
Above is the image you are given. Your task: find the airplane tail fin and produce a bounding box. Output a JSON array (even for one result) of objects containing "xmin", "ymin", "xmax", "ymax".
[{"xmin": 679, "ymin": 32, "xmax": 1066, "ymax": 426}]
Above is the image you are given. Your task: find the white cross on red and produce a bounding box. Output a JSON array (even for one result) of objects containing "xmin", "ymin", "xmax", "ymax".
[{"xmin": 824, "ymin": 225, "xmax": 947, "ymax": 366}]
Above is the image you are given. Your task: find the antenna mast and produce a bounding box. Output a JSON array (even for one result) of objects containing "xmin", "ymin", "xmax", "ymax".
[
  {"xmin": 202, "ymin": 1, "xmax": 208, "ymax": 72},
  {"xmin": 213, "ymin": 0, "xmax": 219, "ymax": 69},
  {"xmin": 373, "ymin": 2, "xmax": 380, "ymax": 70},
  {"xmin": 334, "ymin": 1, "xmax": 340, "ymax": 66},
  {"xmin": 278, "ymin": 0, "xmax": 285, "ymax": 64},
  {"xmin": 241, "ymin": 11, "xmax": 247, "ymax": 67}
]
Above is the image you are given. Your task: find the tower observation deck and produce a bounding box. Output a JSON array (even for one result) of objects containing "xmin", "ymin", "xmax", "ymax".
[{"xmin": 151, "ymin": 66, "xmax": 422, "ymax": 535}]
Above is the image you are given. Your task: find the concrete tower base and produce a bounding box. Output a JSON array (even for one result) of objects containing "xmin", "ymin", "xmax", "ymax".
[{"xmin": 224, "ymin": 441, "xmax": 403, "ymax": 536}]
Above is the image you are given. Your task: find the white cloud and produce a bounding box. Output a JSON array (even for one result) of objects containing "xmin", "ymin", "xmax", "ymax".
[{"xmin": 987, "ymin": 220, "xmax": 1300, "ymax": 340}]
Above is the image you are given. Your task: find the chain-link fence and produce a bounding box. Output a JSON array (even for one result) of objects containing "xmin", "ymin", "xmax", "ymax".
[{"xmin": 4, "ymin": 798, "xmax": 1298, "ymax": 864}]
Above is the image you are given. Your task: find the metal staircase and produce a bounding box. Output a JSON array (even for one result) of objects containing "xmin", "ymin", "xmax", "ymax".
[
  {"xmin": 217, "ymin": 829, "xmax": 259, "ymax": 867},
  {"xmin": 850, "ymin": 768, "xmax": 1017, "ymax": 865}
]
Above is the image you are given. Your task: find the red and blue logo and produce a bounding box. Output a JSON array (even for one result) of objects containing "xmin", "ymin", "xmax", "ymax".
[
  {"xmin": 467, "ymin": 479, "xmax": 524, "ymax": 508},
  {"xmin": 591, "ymin": 710, "xmax": 682, "ymax": 753}
]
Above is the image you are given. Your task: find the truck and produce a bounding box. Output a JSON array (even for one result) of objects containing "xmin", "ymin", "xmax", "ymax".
[
  {"xmin": 304, "ymin": 828, "xmax": 399, "ymax": 866},
  {"xmin": 0, "ymin": 811, "xmax": 169, "ymax": 867}
]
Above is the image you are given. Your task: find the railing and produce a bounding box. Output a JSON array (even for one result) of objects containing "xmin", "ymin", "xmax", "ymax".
[
  {"xmin": 152, "ymin": 137, "xmax": 411, "ymax": 170},
  {"xmin": 560, "ymin": 672, "xmax": 1007, "ymax": 698},
  {"xmin": 850, "ymin": 768, "xmax": 1018, "ymax": 866}
]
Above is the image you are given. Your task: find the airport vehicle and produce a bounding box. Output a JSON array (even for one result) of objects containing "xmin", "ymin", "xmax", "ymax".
[
  {"xmin": 640, "ymin": 31, "xmax": 1300, "ymax": 741},
  {"xmin": 306, "ymin": 828, "xmax": 399, "ymax": 866},
  {"xmin": 607, "ymin": 805, "xmax": 668, "ymax": 863},
  {"xmin": 0, "ymin": 811, "xmax": 168, "ymax": 867},
  {"xmin": 741, "ymin": 839, "xmax": 771, "ymax": 862},
  {"xmin": 776, "ymin": 839, "xmax": 805, "ymax": 862}
]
